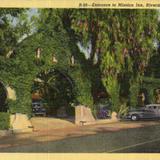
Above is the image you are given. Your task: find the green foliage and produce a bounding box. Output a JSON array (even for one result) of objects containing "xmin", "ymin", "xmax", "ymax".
[
  {"xmin": 0, "ymin": 112, "xmax": 10, "ymax": 130},
  {"xmin": 129, "ymin": 80, "xmax": 140, "ymax": 107},
  {"xmin": 102, "ymin": 76, "xmax": 120, "ymax": 111},
  {"xmin": 70, "ymin": 9, "xmax": 159, "ymax": 111},
  {"xmin": 142, "ymin": 77, "xmax": 160, "ymax": 104},
  {"xmin": 145, "ymin": 53, "xmax": 160, "ymax": 78},
  {"xmin": 70, "ymin": 67, "xmax": 93, "ymax": 107},
  {"xmin": 0, "ymin": 9, "xmax": 159, "ymax": 117},
  {"xmin": 0, "ymin": 9, "xmax": 29, "ymax": 56},
  {"xmin": 117, "ymin": 103, "xmax": 129, "ymax": 118},
  {"xmin": 0, "ymin": 9, "xmax": 94, "ymax": 116}
]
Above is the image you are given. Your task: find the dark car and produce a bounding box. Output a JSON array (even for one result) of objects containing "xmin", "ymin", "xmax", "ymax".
[
  {"xmin": 126, "ymin": 104, "xmax": 160, "ymax": 121},
  {"xmin": 32, "ymin": 102, "xmax": 46, "ymax": 117}
]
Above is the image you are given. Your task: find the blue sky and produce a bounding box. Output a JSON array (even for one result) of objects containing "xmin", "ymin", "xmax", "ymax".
[
  {"xmin": 12, "ymin": 8, "xmax": 38, "ymax": 26},
  {"xmin": 28, "ymin": 8, "xmax": 38, "ymax": 19}
]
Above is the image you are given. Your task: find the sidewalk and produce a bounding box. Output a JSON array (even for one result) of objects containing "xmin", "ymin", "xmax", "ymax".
[{"xmin": 0, "ymin": 120, "xmax": 160, "ymax": 150}]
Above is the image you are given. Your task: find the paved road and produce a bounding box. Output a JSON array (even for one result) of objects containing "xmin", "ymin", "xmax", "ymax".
[{"xmin": 1, "ymin": 124, "xmax": 160, "ymax": 153}]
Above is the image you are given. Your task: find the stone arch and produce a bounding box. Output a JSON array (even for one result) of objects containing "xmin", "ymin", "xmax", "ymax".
[
  {"xmin": 0, "ymin": 30, "xmax": 93, "ymax": 116},
  {"xmin": 32, "ymin": 67, "xmax": 76, "ymax": 116},
  {"xmin": 48, "ymin": 68, "xmax": 76, "ymax": 115},
  {"xmin": 48, "ymin": 68, "xmax": 75, "ymax": 91}
]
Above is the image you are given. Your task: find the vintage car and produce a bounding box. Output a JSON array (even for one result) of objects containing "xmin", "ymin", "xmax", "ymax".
[
  {"xmin": 126, "ymin": 104, "xmax": 160, "ymax": 121},
  {"xmin": 32, "ymin": 101, "xmax": 46, "ymax": 117}
]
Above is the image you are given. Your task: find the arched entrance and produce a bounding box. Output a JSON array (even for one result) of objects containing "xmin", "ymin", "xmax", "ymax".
[
  {"xmin": 32, "ymin": 68, "xmax": 75, "ymax": 117},
  {"xmin": 0, "ymin": 81, "xmax": 8, "ymax": 112}
]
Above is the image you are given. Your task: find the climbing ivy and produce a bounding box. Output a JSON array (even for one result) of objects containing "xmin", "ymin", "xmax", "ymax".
[
  {"xmin": 69, "ymin": 9, "xmax": 159, "ymax": 111},
  {"xmin": 0, "ymin": 9, "xmax": 159, "ymax": 117},
  {"xmin": 0, "ymin": 10, "xmax": 94, "ymax": 116}
]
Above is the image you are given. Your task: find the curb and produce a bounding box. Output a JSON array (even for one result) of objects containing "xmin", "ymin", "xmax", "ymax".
[{"xmin": 0, "ymin": 130, "xmax": 12, "ymax": 137}]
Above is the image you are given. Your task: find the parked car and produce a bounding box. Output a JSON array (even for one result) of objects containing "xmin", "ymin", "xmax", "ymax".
[
  {"xmin": 32, "ymin": 102, "xmax": 46, "ymax": 117},
  {"xmin": 126, "ymin": 104, "xmax": 160, "ymax": 121}
]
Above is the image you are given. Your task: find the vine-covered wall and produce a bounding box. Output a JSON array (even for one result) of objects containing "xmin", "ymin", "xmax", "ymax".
[{"xmin": 0, "ymin": 29, "xmax": 93, "ymax": 116}]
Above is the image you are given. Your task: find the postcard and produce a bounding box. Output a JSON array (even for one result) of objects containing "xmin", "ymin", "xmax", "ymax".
[{"xmin": 0, "ymin": 0, "xmax": 160, "ymax": 160}]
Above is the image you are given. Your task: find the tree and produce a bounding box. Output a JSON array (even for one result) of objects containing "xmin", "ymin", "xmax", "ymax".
[
  {"xmin": 62, "ymin": 9, "xmax": 159, "ymax": 111},
  {"xmin": 0, "ymin": 9, "xmax": 30, "ymax": 57},
  {"xmin": 1, "ymin": 9, "xmax": 159, "ymax": 117},
  {"xmin": 32, "ymin": 9, "xmax": 159, "ymax": 112},
  {"xmin": 31, "ymin": 9, "xmax": 95, "ymax": 107}
]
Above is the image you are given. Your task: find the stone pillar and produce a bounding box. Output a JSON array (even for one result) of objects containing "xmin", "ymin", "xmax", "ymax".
[
  {"xmin": 6, "ymin": 86, "xmax": 16, "ymax": 100},
  {"xmin": 111, "ymin": 112, "xmax": 118, "ymax": 121},
  {"xmin": 75, "ymin": 105, "xmax": 95, "ymax": 125},
  {"xmin": 10, "ymin": 113, "xmax": 33, "ymax": 133}
]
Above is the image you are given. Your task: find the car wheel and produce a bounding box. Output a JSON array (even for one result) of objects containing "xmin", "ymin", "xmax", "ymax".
[{"xmin": 131, "ymin": 114, "xmax": 139, "ymax": 121}]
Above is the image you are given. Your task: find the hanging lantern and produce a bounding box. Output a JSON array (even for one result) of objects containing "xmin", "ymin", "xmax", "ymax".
[{"xmin": 35, "ymin": 47, "xmax": 42, "ymax": 59}]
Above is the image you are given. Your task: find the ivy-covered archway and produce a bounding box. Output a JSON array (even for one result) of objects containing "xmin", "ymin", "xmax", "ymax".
[
  {"xmin": 32, "ymin": 68, "xmax": 76, "ymax": 115},
  {"xmin": 0, "ymin": 28, "xmax": 93, "ymax": 116}
]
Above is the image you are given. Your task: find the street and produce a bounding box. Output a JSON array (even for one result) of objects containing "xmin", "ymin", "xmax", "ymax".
[{"xmin": 1, "ymin": 122, "xmax": 160, "ymax": 153}]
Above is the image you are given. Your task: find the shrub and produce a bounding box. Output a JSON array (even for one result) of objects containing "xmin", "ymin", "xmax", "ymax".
[
  {"xmin": 0, "ymin": 112, "xmax": 10, "ymax": 130},
  {"xmin": 117, "ymin": 103, "xmax": 129, "ymax": 118}
]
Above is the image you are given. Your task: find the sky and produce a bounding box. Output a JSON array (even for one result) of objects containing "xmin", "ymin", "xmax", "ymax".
[
  {"xmin": 28, "ymin": 8, "xmax": 38, "ymax": 20},
  {"xmin": 11, "ymin": 8, "xmax": 38, "ymax": 26}
]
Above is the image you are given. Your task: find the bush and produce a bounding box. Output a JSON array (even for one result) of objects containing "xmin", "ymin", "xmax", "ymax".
[
  {"xmin": 0, "ymin": 112, "xmax": 10, "ymax": 130},
  {"xmin": 7, "ymin": 97, "xmax": 32, "ymax": 118},
  {"xmin": 117, "ymin": 103, "xmax": 129, "ymax": 118}
]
